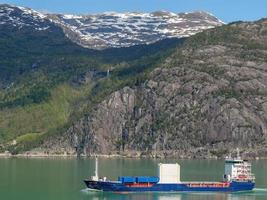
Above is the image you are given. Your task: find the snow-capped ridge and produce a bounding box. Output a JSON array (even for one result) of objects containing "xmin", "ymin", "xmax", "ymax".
[
  {"xmin": 50, "ymin": 9, "xmax": 223, "ymax": 49},
  {"xmin": 62, "ymin": 14, "xmax": 83, "ymax": 19},
  {"xmin": 0, "ymin": 4, "xmax": 51, "ymax": 30},
  {"xmin": 0, "ymin": 4, "xmax": 224, "ymax": 49}
]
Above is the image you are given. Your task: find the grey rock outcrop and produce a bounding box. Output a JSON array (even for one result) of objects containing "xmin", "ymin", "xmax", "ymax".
[{"xmin": 60, "ymin": 19, "xmax": 267, "ymax": 158}]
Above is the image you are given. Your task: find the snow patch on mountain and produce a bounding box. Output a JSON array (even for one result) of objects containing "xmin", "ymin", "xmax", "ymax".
[
  {"xmin": 0, "ymin": 4, "xmax": 50, "ymax": 30},
  {"xmin": 0, "ymin": 4, "xmax": 224, "ymax": 49},
  {"xmin": 50, "ymin": 10, "xmax": 224, "ymax": 49}
]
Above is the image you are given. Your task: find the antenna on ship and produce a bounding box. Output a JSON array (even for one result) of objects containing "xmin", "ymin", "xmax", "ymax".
[{"xmin": 91, "ymin": 155, "xmax": 99, "ymax": 181}]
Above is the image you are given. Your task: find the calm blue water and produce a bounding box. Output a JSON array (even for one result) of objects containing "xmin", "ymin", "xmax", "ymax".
[{"xmin": 0, "ymin": 158, "xmax": 267, "ymax": 200}]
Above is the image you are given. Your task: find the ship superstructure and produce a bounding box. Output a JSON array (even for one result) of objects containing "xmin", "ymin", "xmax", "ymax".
[
  {"xmin": 224, "ymin": 151, "xmax": 255, "ymax": 183},
  {"xmin": 84, "ymin": 155, "xmax": 255, "ymax": 192}
]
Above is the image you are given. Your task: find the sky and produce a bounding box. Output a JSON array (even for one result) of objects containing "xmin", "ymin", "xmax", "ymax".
[{"xmin": 0, "ymin": 0, "xmax": 266, "ymax": 23}]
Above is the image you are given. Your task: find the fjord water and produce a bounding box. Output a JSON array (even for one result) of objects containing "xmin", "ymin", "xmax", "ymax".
[{"xmin": 1, "ymin": 158, "xmax": 267, "ymax": 200}]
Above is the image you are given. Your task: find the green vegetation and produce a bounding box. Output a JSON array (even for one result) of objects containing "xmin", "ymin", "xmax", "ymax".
[
  {"xmin": 0, "ymin": 23, "xmax": 183, "ymax": 153},
  {"xmin": 0, "ymin": 84, "xmax": 89, "ymax": 141},
  {"xmin": 7, "ymin": 133, "xmax": 43, "ymax": 155},
  {"xmin": 185, "ymin": 25, "xmax": 242, "ymax": 48},
  {"xmin": 184, "ymin": 22, "xmax": 267, "ymax": 51}
]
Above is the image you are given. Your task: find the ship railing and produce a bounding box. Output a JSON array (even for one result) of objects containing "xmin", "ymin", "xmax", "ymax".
[
  {"xmin": 235, "ymin": 163, "xmax": 251, "ymax": 167},
  {"xmin": 231, "ymin": 174, "xmax": 255, "ymax": 182}
]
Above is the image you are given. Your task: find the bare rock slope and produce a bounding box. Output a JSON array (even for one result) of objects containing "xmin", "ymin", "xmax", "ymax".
[{"xmin": 61, "ymin": 19, "xmax": 267, "ymax": 158}]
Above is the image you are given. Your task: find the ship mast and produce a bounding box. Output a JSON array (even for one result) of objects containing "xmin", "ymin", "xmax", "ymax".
[{"xmin": 91, "ymin": 156, "xmax": 99, "ymax": 181}]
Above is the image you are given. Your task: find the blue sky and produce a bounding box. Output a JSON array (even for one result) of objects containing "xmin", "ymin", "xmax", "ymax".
[{"xmin": 0, "ymin": 0, "xmax": 266, "ymax": 23}]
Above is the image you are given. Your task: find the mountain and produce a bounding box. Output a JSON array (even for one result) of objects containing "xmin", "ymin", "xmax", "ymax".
[
  {"xmin": 0, "ymin": 4, "xmax": 186, "ymax": 87},
  {"xmin": 48, "ymin": 10, "xmax": 223, "ymax": 49},
  {"xmin": 45, "ymin": 19, "xmax": 267, "ymax": 158},
  {"xmin": 0, "ymin": 4, "xmax": 49, "ymax": 30},
  {"xmin": 0, "ymin": 3, "xmax": 92, "ymax": 87},
  {"xmin": 0, "ymin": 4, "xmax": 185, "ymax": 154},
  {"xmin": 0, "ymin": 4, "xmax": 223, "ymax": 50},
  {"xmin": 2, "ymin": 4, "xmax": 267, "ymax": 159}
]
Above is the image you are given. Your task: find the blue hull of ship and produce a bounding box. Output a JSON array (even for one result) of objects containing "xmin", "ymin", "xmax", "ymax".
[{"xmin": 84, "ymin": 180, "xmax": 255, "ymax": 192}]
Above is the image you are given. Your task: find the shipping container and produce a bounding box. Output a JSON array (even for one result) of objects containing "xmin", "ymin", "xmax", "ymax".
[
  {"xmin": 118, "ymin": 176, "xmax": 135, "ymax": 183},
  {"xmin": 136, "ymin": 176, "xmax": 159, "ymax": 183}
]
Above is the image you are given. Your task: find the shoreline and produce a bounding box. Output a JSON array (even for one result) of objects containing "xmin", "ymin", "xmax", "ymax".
[{"xmin": 0, "ymin": 152, "xmax": 264, "ymax": 160}]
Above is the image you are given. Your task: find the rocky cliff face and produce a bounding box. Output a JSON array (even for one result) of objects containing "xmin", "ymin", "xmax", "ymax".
[{"xmin": 57, "ymin": 19, "xmax": 267, "ymax": 158}]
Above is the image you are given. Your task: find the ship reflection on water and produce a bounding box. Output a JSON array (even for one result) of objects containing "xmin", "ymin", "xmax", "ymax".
[{"xmin": 81, "ymin": 190, "xmax": 257, "ymax": 200}]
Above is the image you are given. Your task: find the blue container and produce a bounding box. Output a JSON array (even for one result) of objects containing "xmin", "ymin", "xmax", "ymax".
[
  {"xmin": 148, "ymin": 176, "xmax": 159, "ymax": 183},
  {"xmin": 118, "ymin": 176, "xmax": 135, "ymax": 183},
  {"xmin": 136, "ymin": 176, "xmax": 149, "ymax": 183},
  {"xmin": 136, "ymin": 176, "xmax": 159, "ymax": 183}
]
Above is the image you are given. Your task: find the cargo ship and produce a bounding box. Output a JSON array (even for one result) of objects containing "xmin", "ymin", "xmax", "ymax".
[{"xmin": 84, "ymin": 153, "xmax": 255, "ymax": 192}]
